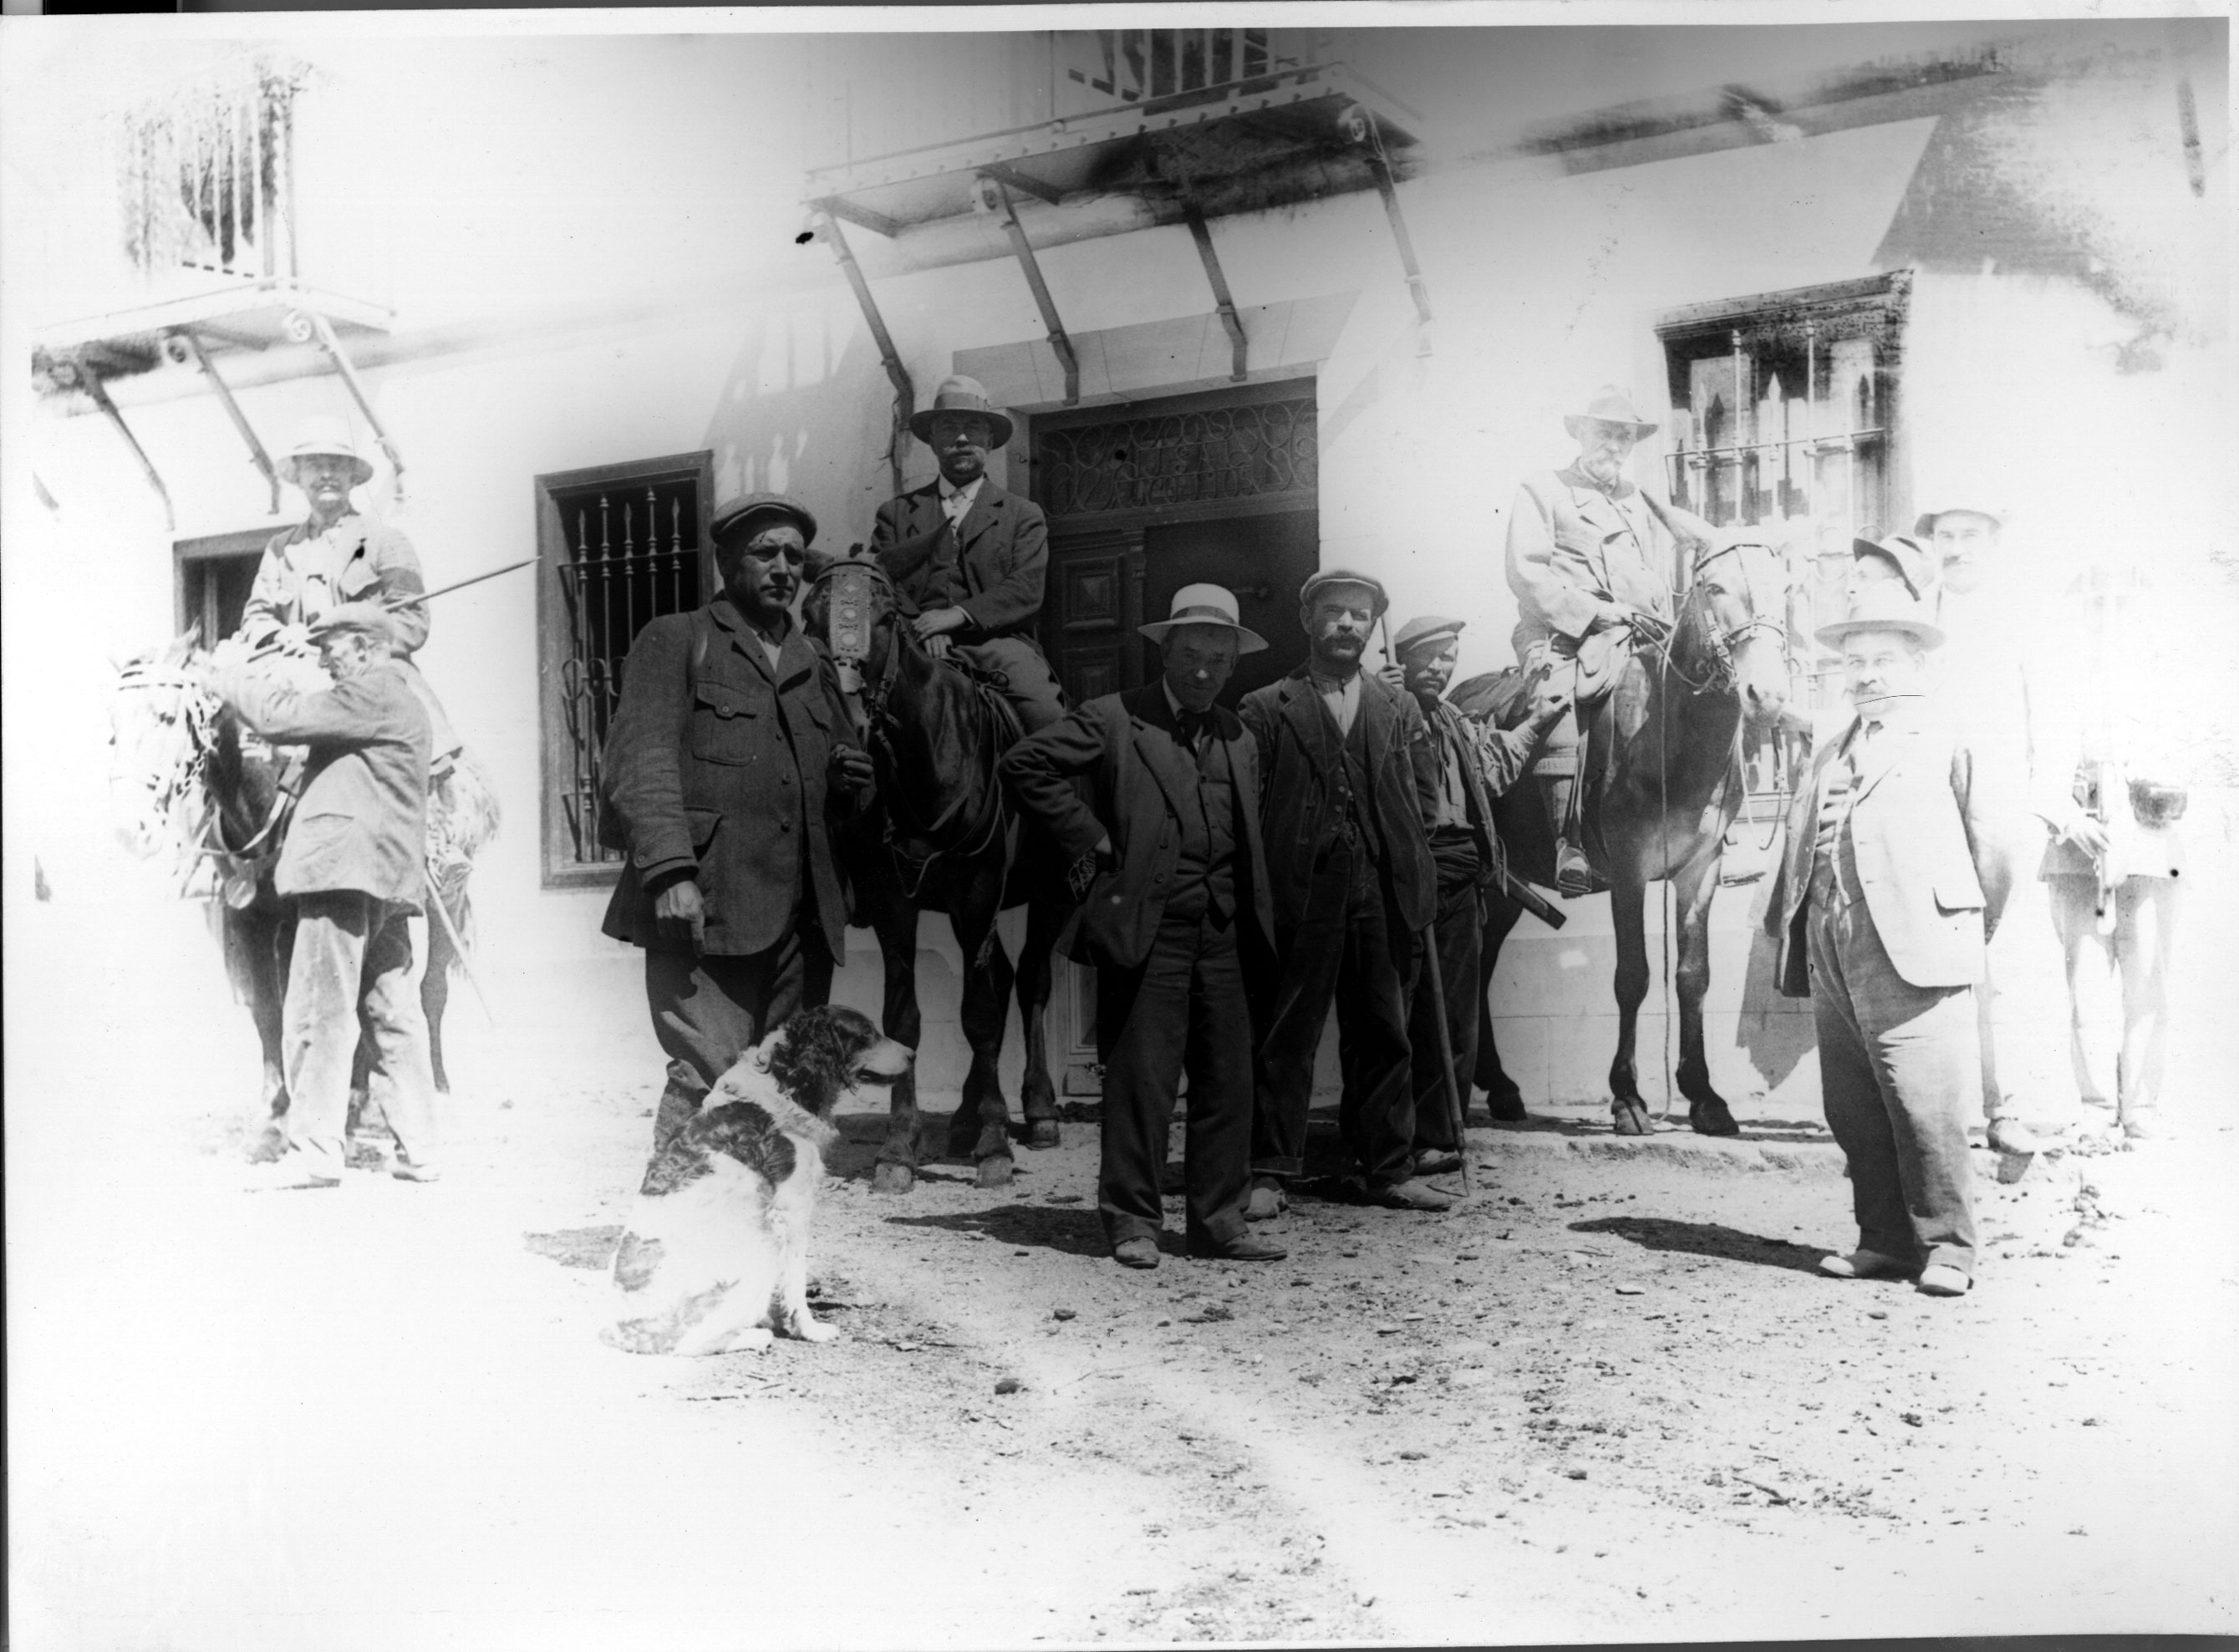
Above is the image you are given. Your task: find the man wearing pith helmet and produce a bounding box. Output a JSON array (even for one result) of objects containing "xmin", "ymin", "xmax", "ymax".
[
  {"xmin": 1239, "ymin": 569, "xmax": 1448, "ymax": 1218},
  {"xmin": 872, "ymin": 374, "xmax": 1066, "ymax": 736},
  {"xmin": 1001, "ymin": 584, "xmax": 1285, "ymax": 1270}
]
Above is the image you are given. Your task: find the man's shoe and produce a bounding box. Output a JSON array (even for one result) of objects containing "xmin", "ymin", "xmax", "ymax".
[
  {"xmin": 1555, "ymin": 839, "xmax": 1595, "ymax": 898},
  {"xmin": 243, "ymin": 1154, "xmax": 341, "ymax": 1192},
  {"xmin": 1189, "ymin": 1233, "xmax": 1288, "ymax": 1263},
  {"xmin": 1413, "ymin": 1147, "xmax": 1463, "ymax": 1177},
  {"xmin": 1987, "ymin": 1117, "xmax": 2056, "ymax": 1156},
  {"xmin": 1365, "ymin": 1178, "xmax": 1454, "ymax": 1212},
  {"xmin": 1818, "ymin": 1248, "xmax": 1912, "ymax": 1281},
  {"xmin": 1916, "ymin": 1264, "xmax": 1973, "ymax": 1298},
  {"xmin": 390, "ymin": 1161, "xmax": 444, "ymax": 1183},
  {"xmin": 1112, "ymin": 1238, "xmax": 1161, "ymax": 1270},
  {"xmin": 2121, "ymin": 1111, "xmax": 2165, "ymax": 1141},
  {"xmin": 1244, "ymin": 1177, "xmax": 1287, "ymax": 1222}
]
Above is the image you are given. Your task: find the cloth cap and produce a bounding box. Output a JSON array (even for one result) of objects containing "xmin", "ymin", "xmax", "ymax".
[
  {"xmin": 1139, "ymin": 583, "xmax": 1268, "ymax": 654},
  {"xmin": 1297, "ymin": 567, "xmax": 1390, "ymax": 619},
  {"xmin": 1851, "ymin": 534, "xmax": 1937, "ymax": 602},
  {"xmin": 1814, "ymin": 579, "xmax": 1944, "ymax": 651},
  {"xmin": 1392, "ymin": 615, "xmax": 1466, "ymax": 658},
  {"xmin": 308, "ymin": 602, "xmax": 396, "ymax": 643},
  {"xmin": 1564, "ymin": 385, "xmax": 1660, "ymax": 440},
  {"xmin": 711, "ymin": 493, "xmax": 817, "ymax": 551},
  {"xmin": 285, "ymin": 415, "xmax": 374, "ymax": 487},
  {"xmin": 908, "ymin": 375, "xmax": 1015, "ymax": 447}
]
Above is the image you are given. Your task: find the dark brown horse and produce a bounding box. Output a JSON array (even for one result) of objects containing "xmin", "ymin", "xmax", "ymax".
[
  {"xmin": 1454, "ymin": 536, "xmax": 1791, "ymax": 1136},
  {"xmin": 109, "ymin": 635, "xmax": 496, "ymax": 1136},
  {"xmin": 803, "ymin": 563, "xmax": 1071, "ymax": 1192}
]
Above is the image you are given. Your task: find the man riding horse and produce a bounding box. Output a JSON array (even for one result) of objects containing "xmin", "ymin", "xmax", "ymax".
[{"xmin": 1504, "ymin": 386, "xmax": 1717, "ymax": 896}]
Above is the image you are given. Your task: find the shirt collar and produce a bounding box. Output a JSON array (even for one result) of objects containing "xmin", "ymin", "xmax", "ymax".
[
  {"xmin": 1307, "ymin": 665, "xmax": 1360, "ymax": 696},
  {"xmin": 938, "ymin": 475, "xmax": 985, "ymax": 506}
]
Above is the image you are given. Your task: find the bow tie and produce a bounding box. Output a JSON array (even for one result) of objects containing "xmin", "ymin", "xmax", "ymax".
[{"xmin": 1174, "ymin": 709, "xmax": 1214, "ymax": 749}]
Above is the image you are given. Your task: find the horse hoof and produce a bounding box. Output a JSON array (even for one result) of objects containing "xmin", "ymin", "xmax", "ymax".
[
  {"xmin": 1611, "ymin": 1101, "xmax": 1655, "ymax": 1137},
  {"xmin": 872, "ymin": 1162, "xmax": 916, "ymax": 1195},
  {"xmin": 1689, "ymin": 1104, "xmax": 1742, "ymax": 1138},
  {"xmin": 976, "ymin": 1156, "xmax": 1015, "ymax": 1189},
  {"xmin": 1025, "ymin": 1119, "xmax": 1061, "ymax": 1151}
]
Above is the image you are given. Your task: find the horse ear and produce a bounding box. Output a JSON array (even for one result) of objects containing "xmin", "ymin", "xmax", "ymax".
[{"xmin": 159, "ymin": 628, "xmax": 200, "ymax": 668}]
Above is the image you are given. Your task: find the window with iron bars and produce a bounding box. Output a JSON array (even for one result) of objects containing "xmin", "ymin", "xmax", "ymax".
[{"xmin": 535, "ymin": 452, "xmax": 714, "ymax": 886}]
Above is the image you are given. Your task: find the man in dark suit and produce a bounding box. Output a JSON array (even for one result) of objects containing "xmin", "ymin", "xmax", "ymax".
[
  {"xmin": 1001, "ymin": 586, "xmax": 1286, "ymax": 1270},
  {"xmin": 1768, "ymin": 580, "xmax": 2013, "ymax": 1299},
  {"xmin": 872, "ymin": 374, "xmax": 1066, "ymax": 736},
  {"xmin": 1392, "ymin": 616, "xmax": 1565, "ymax": 1172},
  {"xmin": 600, "ymin": 494, "xmax": 875, "ymax": 1152},
  {"xmin": 1239, "ymin": 570, "xmax": 1450, "ymax": 1217}
]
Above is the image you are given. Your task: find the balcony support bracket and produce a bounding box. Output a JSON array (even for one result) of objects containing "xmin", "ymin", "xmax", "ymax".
[
  {"xmin": 81, "ymin": 372, "xmax": 175, "ymax": 532},
  {"xmin": 819, "ymin": 207, "xmax": 916, "ymax": 502},
  {"xmin": 297, "ymin": 305, "xmax": 408, "ymax": 503},
  {"xmin": 176, "ymin": 328, "xmax": 282, "ymax": 516},
  {"xmin": 1363, "ymin": 142, "xmax": 1434, "ymax": 348},
  {"xmin": 1182, "ymin": 203, "xmax": 1249, "ymax": 383},
  {"xmin": 985, "ymin": 174, "xmax": 1080, "ymax": 405}
]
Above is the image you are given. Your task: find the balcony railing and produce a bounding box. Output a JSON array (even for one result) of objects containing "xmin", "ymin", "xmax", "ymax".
[
  {"xmin": 1055, "ymin": 28, "xmax": 1321, "ymax": 116},
  {"xmin": 117, "ymin": 55, "xmax": 305, "ymax": 291}
]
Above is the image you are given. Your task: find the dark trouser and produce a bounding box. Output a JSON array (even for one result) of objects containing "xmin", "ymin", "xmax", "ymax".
[
  {"xmin": 1094, "ymin": 902, "xmax": 1253, "ymax": 1249},
  {"xmin": 285, "ymin": 891, "xmax": 438, "ymax": 1177},
  {"xmin": 644, "ymin": 922, "xmax": 834, "ymax": 1151},
  {"xmin": 1806, "ymin": 894, "xmax": 1979, "ymax": 1278},
  {"xmin": 1410, "ymin": 841, "xmax": 1483, "ymax": 1153},
  {"xmin": 1251, "ymin": 840, "xmax": 1417, "ymax": 1189},
  {"xmin": 956, "ymin": 637, "xmax": 1067, "ymax": 736}
]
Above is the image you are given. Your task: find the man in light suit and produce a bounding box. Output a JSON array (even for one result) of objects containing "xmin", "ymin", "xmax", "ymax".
[
  {"xmin": 1240, "ymin": 571, "xmax": 1448, "ymax": 1217},
  {"xmin": 1768, "ymin": 578, "xmax": 2013, "ymax": 1298},
  {"xmin": 873, "ymin": 374, "xmax": 1066, "ymax": 736},
  {"xmin": 1000, "ymin": 586, "xmax": 1286, "ymax": 1269}
]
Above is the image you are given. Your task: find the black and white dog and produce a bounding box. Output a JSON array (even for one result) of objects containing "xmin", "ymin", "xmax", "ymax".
[{"xmin": 604, "ymin": 1004, "xmax": 913, "ymax": 1356}]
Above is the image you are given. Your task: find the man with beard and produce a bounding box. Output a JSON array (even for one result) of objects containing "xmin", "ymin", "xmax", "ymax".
[
  {"xmin": 872, "ymin": 375, "xmax": 1066, "ymax": 735},
  {"xmin": 599, "ymin": 495, "xmax": 876, "ymax": 1152},
  {"xmin": 1505, "ymin": 387, "xmax": 1715, "ymax": 896},
  {"xmin": 1239, "ymin": 571, "xmax": 1448, "ymax": 1218}
]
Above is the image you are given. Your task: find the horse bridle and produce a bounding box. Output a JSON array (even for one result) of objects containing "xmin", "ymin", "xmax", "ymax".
[
  {"xmin": 114, "ymin": 662, "xmax": 291, "ymax": 887},
  {"xmin": 1648, "ymin": 540, "xmax": 1788, "ymax": 698}
]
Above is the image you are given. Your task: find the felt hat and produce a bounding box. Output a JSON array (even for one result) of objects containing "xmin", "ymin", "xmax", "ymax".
[
  {"xmin": 1814, "ymin": 578, "xmax": 1944, "ymax": 651},
  {"xmin": 1297, "ymin": 567, "xmax": 1390, "ymax": 619},
  {"xmin": 1138, "ymin": 583, "xmax": 1268, "ymax": 654},
  {"xmin": 308, "ymin": 601, "xmax": 396, "ymax": 643},
  {"xmin": 908, "ymin": 375, "xmax": 1015, "ymax": 447},
  {"xmin": 710, "ymin": 493, "xmax": 817, "ymax": 550},
  {"xmin": 1392, "ymin": 614, "xmax": 1466, "ymax": 657},
  {"xmin": 1913, "ymin": 502, "xmax": 2008, "ymax": 536},
  {"xmin": 1564, "ymin": 385, "xmax": 1659, "ymax": 440},
  {"xmin": 284, "ymin": 415, "xmax": 374, "ymax": 488},
  {"xmin": 1850, "ymin": 534, "xmax": 1937, "ymax": 602}
]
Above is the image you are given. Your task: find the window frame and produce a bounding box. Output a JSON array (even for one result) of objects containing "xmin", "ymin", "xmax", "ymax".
[
  {"xmin": 174, "ymin": 526, "xmax": 277, "ymax": 645},
  {"xmin": 533, "ymin": 450, "xmax": 715, "ymax": 891}
]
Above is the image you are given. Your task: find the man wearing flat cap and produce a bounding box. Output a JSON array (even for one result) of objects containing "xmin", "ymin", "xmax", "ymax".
[
  {"xmin": 600, "ymin": 493, "xmax": 876, "ymax": 1153},
  {"xmin": 1506, "ymin": 387, "xmax": 1715, "ymax": 897},
  {"xmin": 210, "ymin": 603, "xmax": 440, "ymax": 1188},
  {"xmin": 1393, "ymin": 616, "xmax": 1568, "ymax": 1169},
  {"xmin": 872, "ymin": 374, "xmax": 1066, "ymax": 736},
  {"xmin": 1239, "ymin": 570, "xmax": 1449, "ymax": 1217},
  {"xmin": 1001, "ymin": 585, "xmax": 1286, "ymax": 1269},
  {"xmin": 1767, "ymin": 578, "xmax": 2013, "ymax": 1299}
]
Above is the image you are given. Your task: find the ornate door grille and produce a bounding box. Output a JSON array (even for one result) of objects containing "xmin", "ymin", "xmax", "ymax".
[{"xmin": 1033, "ymin": 394, "xmax": 1316, "ymax": 521}]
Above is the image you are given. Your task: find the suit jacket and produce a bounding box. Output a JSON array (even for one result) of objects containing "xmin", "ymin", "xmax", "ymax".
[
  {"xmin": 217, "ymin": 658, "xmax": 431, "ymax": 908},
  {"xmin": 1505, "ymin": 465, "xmax": 1676, "ymax": 658},
  {"xmin": 1766, "ymin": 706, "xmax": 2015, "ymax": 995},
  {"xmin": 1000, "ymin": 682, "xmax": 1275, "ymax": 971},
  {"xmin": 599, "ymin": 597, "xmax": 854, "ymax": 958},
  {"xmin": 1239, "ymin": 667, "xmax": 1440, "ymax": 939},
  {"xmin": 872, "ymin": 480, "xmax": 1050, "ymax": 644},
  {"xmin": 244, "ymin": 512, "xmax": 431, "ymax": 658}
]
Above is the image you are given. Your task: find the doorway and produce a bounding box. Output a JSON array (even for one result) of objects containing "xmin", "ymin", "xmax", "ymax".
[{"xmin": 176, "ymin": 527, "xmax": 274, "ymax": 645}]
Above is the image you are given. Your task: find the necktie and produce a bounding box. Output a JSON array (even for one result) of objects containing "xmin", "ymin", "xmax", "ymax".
[{"xmin": 1175, "ymin": 709, "xmax": 1210, "ymax": 754}]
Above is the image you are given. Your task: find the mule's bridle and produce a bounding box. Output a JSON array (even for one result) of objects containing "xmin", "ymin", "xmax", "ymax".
[
  {"xmin": 1648, "ymin": 541, "xmax": 1789, "ymax": 698},
  {"xmin": 113, "ymin": 663, "xmax": 290, "ymax": 892}
]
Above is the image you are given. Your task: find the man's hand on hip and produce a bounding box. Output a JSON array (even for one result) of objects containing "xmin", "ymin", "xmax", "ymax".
[{"xmin": 653, "ymin": 878, "xmax": 707, "ymax": 953}]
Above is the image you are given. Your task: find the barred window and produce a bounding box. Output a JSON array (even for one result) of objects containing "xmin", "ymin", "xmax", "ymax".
[{"xmin": 534, "ymin": 451, "xmax": 713, "ymax": 887}]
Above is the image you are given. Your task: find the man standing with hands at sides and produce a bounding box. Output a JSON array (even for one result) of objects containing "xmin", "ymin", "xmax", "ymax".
[
  {"xmin": 600, "ymin": 495, "xmax": 876, "ymax": 1154},
  {"xmin": 1240, "ymin": 571, "xmax": 1447, "ymax": 1220},
  {"xmin": 1767, "ymin": 571, "xmax": 2013, "ymax": 1299},
  {"xmin": 1001, "ymin": 586, "xmax": 1286, "ymax": 1270},
  {"xmin": 1392, "ymin": 616, "xmax": 1569, "ymax": 1171}
]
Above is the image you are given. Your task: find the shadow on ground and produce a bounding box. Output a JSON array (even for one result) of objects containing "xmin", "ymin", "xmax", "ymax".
[
  {"xmin": 879, "ymin": 1202, "xmax": 1110, "ymax": 1259},
  {"xmin": 1567, "ymin": 1214, "xmax": 1827, "ymax": 1274}
]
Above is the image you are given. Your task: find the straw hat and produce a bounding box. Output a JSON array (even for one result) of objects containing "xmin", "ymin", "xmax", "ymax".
[
  {"xmin": 1563, "ymin": 386, "xmax": 1659, "ymax": 440},
  {"xmin": 908, "ymin": 375, "xmax": 1014, "ymax": 447},
  {"xmin": 1814, "ymin": 579, "xmax": 1944, "ymax": 651},
  {"xmin": 1139, "ymin": 583, "xmax": 1268, "ymax": 654}
]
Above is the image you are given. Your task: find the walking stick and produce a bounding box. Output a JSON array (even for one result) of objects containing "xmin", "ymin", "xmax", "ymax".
[
  {"xmin": 1419, "ymin": 920, "xmax": 1473, "ymax": 1199},
  {"xmin": 423, "ymin": 860, "xmax": 497, "ymax": 1029},
  {"xmin": 382, "ymin": 557, "xmax": 539, "ymax": 612}
]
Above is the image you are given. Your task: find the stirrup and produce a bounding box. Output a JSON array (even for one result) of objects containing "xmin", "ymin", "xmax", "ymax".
[{"xmin": 1555, "ymin": 840, "xmax": 1594, "ymax": 898}]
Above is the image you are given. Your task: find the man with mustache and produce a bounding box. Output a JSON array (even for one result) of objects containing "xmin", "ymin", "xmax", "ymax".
[
  {"xmin": 1505, "ymin": 387, "xmax": 1714, "ymax": 897},
  {"xmin": 600, "ymin": 494, "xmax": 876, "ymax": 1152},
  {"xmin": 1767, "ymin": 570, "xmax": 2014, "ymax": 1299},
  {"xmin": 1239, "ymin": 571, "xmax": 1449, "ymax": 1218}
]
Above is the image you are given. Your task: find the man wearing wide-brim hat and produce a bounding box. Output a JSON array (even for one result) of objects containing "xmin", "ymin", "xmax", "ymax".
[
  {"xmin": 1766, "ymin": 579, "xmax": 2015, "ymax": 1300},
  {"xmin": 1504, "ymin": 386, "xmax": 1718, "ymax": 897},
  {"xmin": 870, "ymin": 374, "xmax": 1066, "ymax": 736},
  {"xmin": 239, "ymin": 414, "xmax": 461, "ymax": 770},
  {"xmin": 1000, "ymin": 585, "xmax": 1285, "ymax": 1268},
  {"xmin": 1238, "ymin": 569, "xmax": 1452, "ymax": 1217}
]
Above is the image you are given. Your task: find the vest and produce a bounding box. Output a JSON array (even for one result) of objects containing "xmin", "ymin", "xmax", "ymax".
[{"xmin": 1167, "ymin": 725, "xmax": 1239, "ymax": 923}]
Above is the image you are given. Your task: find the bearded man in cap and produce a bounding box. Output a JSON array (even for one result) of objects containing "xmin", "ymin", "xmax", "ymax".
[
  {"xmin": 1239, "ymin": 570, "xmax": 1448, "ymax": 1217},
  {"xmin": 600, "ymin": 495, "xmax": 876, "ymax": 1153},
  {"xmin": 1001, "ymin": 585, "xmax": 1286, "ymax": 1269},
  {"xmin": 1505, "ymin": 387, "xmax": 1716, "ymax": 897},
  {"xmin": 240, "ymin": 414, "xmax": 461, "ymax": 772},
  {"xmin": 1392, "ymin": 616, "xmax": 1568, "ymax": 1169},
  {"xmin": 208, "ymin": 603, "xmax": 440, "ymax": 1188},
  {"xmin": 1767, "ymin": 579, "xmax": 2013, "ymax": 1299},
  {"xmin": 872, "ymin": 375, "xmax": 1066, "ymax": 736}
]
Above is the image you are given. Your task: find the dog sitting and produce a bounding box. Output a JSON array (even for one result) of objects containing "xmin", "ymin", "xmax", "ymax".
[{"xmin": 603, "ymin": 1004, "xmax": 913, "ymax": 1356}]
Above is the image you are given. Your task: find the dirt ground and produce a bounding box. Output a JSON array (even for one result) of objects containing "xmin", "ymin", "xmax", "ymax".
[{"xmin": 10, "ymin": 1034, "xmax": 2237, "ymax": 1651}]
